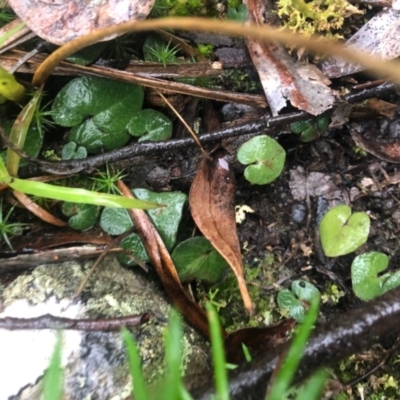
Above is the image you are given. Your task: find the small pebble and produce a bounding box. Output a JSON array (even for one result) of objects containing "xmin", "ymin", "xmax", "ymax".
[{"xmin": 291, "ymin": 203, "xmax": 307, "ymax": 224}]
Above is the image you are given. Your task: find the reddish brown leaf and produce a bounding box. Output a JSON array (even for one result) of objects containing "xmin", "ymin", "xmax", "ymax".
[
  {"xmin": 13, "ymin": 190, "xmax": 68, "ymax": 227},
  {"xmin": 116, "ymin": 180, "xmax": 213, "ymax": 339},
  {"xmin": 189, "ymin": 149, "xmax": 253, "ymax": 313},
  {"xmin": 224, "ymin": 319, "xmax": 295, "ymax": 364},
  {"xmin": 350, "ymin": 130, "xmax": 400, "ymax": 163}
]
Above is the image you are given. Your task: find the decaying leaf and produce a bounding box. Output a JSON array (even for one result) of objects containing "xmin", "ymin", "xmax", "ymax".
[
  {"xmin": 224, "ymin": 319, "xmax": 295, "ymax": 364},
  {"xmin": 189, "ymin": 149, "xmax": 253, "ymax": 313},
  {"xmin": 350, "ymin": 129, "xmax": 400, "ymax": 163},
  {"xmin": 243, "ymin": 0, "xmax": 335, "ymax": 116},
  {"xmin": 8, "ymin": 0, "xmax": 155, "ymax": 45},
  {"xmin": 322, "ymin": 9, "xmax": 400, "ymax": 78},
  {"xmin": 116, "ymin": 180, "xmax": 212, "ymax": 339}
]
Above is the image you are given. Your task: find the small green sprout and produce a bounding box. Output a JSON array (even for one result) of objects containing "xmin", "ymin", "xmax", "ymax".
[
  {"xmin": 146, "ymin": 40, "xmax": 180, "ymax": 67},
  {"xmin": 226, "ymin": 4, "xmax": 249, "ymax": 22},
  {"xmin": 277, "ymin": 279, "xmax": 320, "ymax": 322},
  {"xmin": 290, "ymin": 113, "xmax": 330, "ymax": 142},
  {"xmin": 0, "ymin": 202, "xmax": 30, "ymax": 250},
  {"xmin": 319, "ymin": 205, "xmax": 370, "ymax": 257},
  {"xmin": 91, "ymin": 165, "xmax": 126, "ymax": 194},
  {"xmin": 196, "ymin": 43, "xmax": 214, "ymax": 58}
]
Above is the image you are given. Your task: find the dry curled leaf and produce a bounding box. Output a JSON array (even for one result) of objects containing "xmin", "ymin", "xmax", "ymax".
[
  {"xmin": 116, "ymin": 180, "xmax": 212, "ymax": 339},
  {"xmin": 8, "ymin": 0, "xmax": 155, "ymax": 45},
  {"xmin": 189, "ymin": 149, "xmax": 253, "ymax": 313}
]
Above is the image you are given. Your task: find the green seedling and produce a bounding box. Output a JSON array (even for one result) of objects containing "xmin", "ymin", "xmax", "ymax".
[
  {"xmin": 0, "ymin": 202, "xmax": 30, "ymax": 250},
  {"xmin": 100, "ymin": 189, "xmax": 186, "ymax": 266},
  {"xmin": 269, "ymin": 297, "xmax": 327, "ymax": 400},
  {"xmin": 51, "ymin": 76, "xmax": 144, "ymax": 153},
  {"xmin": 90, "ymin": 165, "xmax": 126, "ymax": 194},
  {"xmin": 62, "ymin": 202, "xmax": 99, "ymax": 231},
  {"xmin": 351, "ymin": 251, "xmax": 400, "ymax": 301},
  {"xmin": 127, "ymin": 109, "xmax": 172, "ymax": 141},
  {"xmin": 319, "ymin": 204, "xmax": 370, "ymax": 257},
  {"xmin": 226, "ymin": 4, "xmax": 249, "ymax": 22},
  {"xmin": 237, "ymin": 135, "xmax": 286, "ymax": 185},
  {"xmin": 171, "ymin": 236, "xmax": 229, "ymax": 283},
  {"xmin": 61, "ymin": 142, "xmax": 87, "ymax": 160},
  {"xmin": 290, "ymin": 113, "xmax": 330, "ymax": 142},
  {"xmin": 196, "ymin": 43, "xmax": 214, "ymax": 57},
  {"xmin": 145, "ymin": 40, "xmax": 180, "ymax": 67},
  {"xmin": 277, "ymin": 280, "xmax": 320, "ymax": 322}
]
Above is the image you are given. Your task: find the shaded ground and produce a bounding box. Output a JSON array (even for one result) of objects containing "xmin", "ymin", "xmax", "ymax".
[{"xmin": 1, "ymin": 10, "xmax": 400, "ymax": 399}]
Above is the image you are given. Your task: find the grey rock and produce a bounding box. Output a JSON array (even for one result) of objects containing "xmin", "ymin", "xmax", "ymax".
[{"xmin": 0, "ymin": 257, "xmax": 209, "ymax": 400}]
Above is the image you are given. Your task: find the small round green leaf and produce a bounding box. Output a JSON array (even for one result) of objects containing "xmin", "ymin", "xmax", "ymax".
[
  {"xmin": 127, "ymin": 109, "xmax": 172, "ymax": 142},
  {"xmin": 277, "ymin": 289, "xmax": 304, "ymax": 322},
  {"xmin": 100, "ymin": 207, "xmax": 133, "ymax": 236},
  {"xmin": 237, "ymin": 135, "xmax": 286, "ymax": 185},
  {"xmin": 291, "ymin": 280, "xmax": 320, "ymax": 301},
  {"xmin": 319, "ymin": 205, "xmax": 370, "ymax": 257},
  {"xmin": 171, "ymin": 237, "xmax": 229, "ymax": 283},
  {"xmin": 61, "ymin": 142, "xmax": 87, "ymax": 160},
  {"xmin": 62, "ymin": 202, "xmax": 99, "ymax": 231}
]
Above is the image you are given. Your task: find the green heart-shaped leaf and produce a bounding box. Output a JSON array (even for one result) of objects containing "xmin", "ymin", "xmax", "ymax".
[
  {"xmin": 320, "ymin": 205, "xmax": 370, "ymax": 257},
  {"xmin": 127, "ymin": 109, "xmax": 172, "ymax": 142},
  {"xmin": 237, "ymin": 135, "xmax": 286, "ymax": 185},
  {"xmin": 277, "ymin": 289, "xmax": 304, "ymax": 322},
  {"xmin": 51, "ymin": 76, "xmax": 143, "ymax": 153},
  {"xmin": 62, "ymin": 202, "xmax": 99, "ymax": 230},
  {"xmin": 351, "ymin": 251, "xmax": 389, "ymax": 301},
  {"xmin": 171, "ymin": 237, "xmax": 229, "ymax": 283}
]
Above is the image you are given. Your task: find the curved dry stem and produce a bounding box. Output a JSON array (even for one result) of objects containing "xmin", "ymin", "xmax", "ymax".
[{"xmin": 32, "ymin": 17, "xmax": 400, "ymax": 87}]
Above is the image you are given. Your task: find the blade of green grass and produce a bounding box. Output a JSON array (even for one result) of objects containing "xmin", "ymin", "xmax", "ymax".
[
  {"xmin": 43, "ymin": 331, "xmax": 63, "ymax": 400},
  {"xmin": 121, "ymin": 327, "xmax": 149, "ymax": 400},
  {"xmin": 295, "ymin": 369, "xmax": 328, "ymax": 400},
  {"xmin": 206, "ymin": 303, "xmax": 229, "ymax": 400},
  {"xmin": 0, "ymin": 22, "xmax": 25, "ymax": 47},
  {"xmin": 161, "ymin": 309, "xmax": 184, "ymax": 400},
  {"xmin": 8, "ymin": 177, "xmax": 161, "ymax": 209},
  {"xmin": 7, "ymin": 88, "xmax": 42, "ymax": 176},
  {"xmin": 267, "ymin": 297, "xmax": 320, "ymax": 400}
]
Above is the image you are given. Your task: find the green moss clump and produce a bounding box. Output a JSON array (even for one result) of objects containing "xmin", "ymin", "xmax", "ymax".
[{"xmin": 276, "ymin": 0, "xmax": 363, "ymax": 37}]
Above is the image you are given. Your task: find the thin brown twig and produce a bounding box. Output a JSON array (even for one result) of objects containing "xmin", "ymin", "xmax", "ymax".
[
  {"xmin": 0, "ymin": 312, "xmax": 152, "ymax": 331},
  {"xmin": 155, "ymin": 89, "xmax": 206, "ymax": 156}
]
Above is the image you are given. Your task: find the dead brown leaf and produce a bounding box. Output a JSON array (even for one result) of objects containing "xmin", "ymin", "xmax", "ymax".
[
  {"xmin": 224, "ymin": 319, "xmax": 295, "ymax": 364},
  {"xmin": 8, "ymin": 0, "xmax": 155, "ymax": 45},
  {"xmin": 116, "ymin": 180, "xmax": 212, "ymax": 339},
  {"xmin": 243, "ymin": 0, "xmax": 335, "ymax": 116},
  {"xmin": 12, "ymin": 190, "xmax": 68, "ymax": 227},
  {"xmin": 350, "ymin": 130, "xmax": 400, "ymax": 163},
  {"xmin": 189, "ymin": 149, "xmax": 253, "ymax": 313}
]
